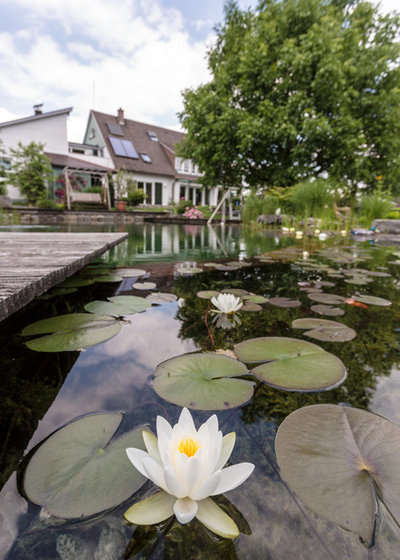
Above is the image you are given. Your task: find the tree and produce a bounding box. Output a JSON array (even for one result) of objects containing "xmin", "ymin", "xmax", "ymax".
[
  {"xmin": 0, "ymin": 140, "xmax": 7, "ymax": 195},
  {"xmin": 8, "ymin": 142, "xmax": 53, "ymax": 204},
  {"xmin": 179, "ymin": 0, "xmax": 400, "ymax": 196}
]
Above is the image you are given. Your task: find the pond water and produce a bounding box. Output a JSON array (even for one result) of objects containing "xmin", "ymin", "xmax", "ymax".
[{"xmin": 1, "ymin": 223, "xmax": 400, "ymax": 559}]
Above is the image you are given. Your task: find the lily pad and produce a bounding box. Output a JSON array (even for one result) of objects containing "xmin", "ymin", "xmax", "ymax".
[
  {"xmin": 197, "ymin": 290, "xmax": 221, "ymax": 299},
  {"xmin": 351, "ymin": 294, "xmax": 392, "ymax": 307},
  {"xmin": 116, "ymin": 268, "xmax": 147, "ymax": 277},
  {"xmin": 344, "ymin": 277, "xmax": 371, "ymax": 286},
  {"xmin": 241, "ymin": 302, "xmax": 262, "ymax": 312},
  {"xmin": 221, "ymin": 289, "xmax": 248, "ymax": 296},
  {"xmin": 307, "ymin": 293, "xmax": 346, "ymax": 305},
  {"xmin": 275, "ymin": 404, "xmax": 400, "ymax": 544},
  {"xmin": 176, "ymin": 267, "xmax": 203, "ymax": 275},
  {"xmin": 94, "ymin": 274, "xmax": 123, "ymax": 283},
  {"xmin": 152, "ymin": 352, "xmax": 254, "ymax": 410},
  {"xmin": 146, "ymin": 293, "xmax": 177, "ymax": 304},
  {"xmin": 310, "ymin": 304, "xmax": 345, "ymax": 317},
  {"xmin": 23, "ymin": 412, "xmax": 146, "ymax": 518},
  {"xmin": 292, "ymin": 318, "xmax": 356, "ymax": 342},
  {"xmin": 132, "ymin": 282, "xmax": 156, "ymax": 290},
  {"xmin": 234, "ymin": 337, "xmax": 346, "ymax": 392},
  {"xmin": 84, "ymin": 296, "xmax": 151, "ymax": 316},
  {"xmin": 243, "ymin": 294, "xmax": 268, "ymax": 304},
  {"xmin": 268, "ymin": 297, "xmax": 301, "ymax": 308},
  {"xmin": 59, "ymin": 277, "xmax": 94, "ymax": 288},
  {"xmin": 21, "ymin": 313, "xmax": 122, "ymax": 352}
]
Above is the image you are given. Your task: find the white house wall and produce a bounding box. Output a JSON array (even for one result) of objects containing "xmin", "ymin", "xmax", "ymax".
[{"xmin": 0, "ymin": 113, "xmax": 69, "ymax": 154}]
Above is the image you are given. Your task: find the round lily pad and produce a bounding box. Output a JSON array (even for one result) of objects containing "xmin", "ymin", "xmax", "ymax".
[
  {"xmin": 152, "ymin": 352, "xmax": 254, "ymax": 410},
  {"xmin": 344, "ymin": 277, "xmax": 371, "ymax": 286},
  {"xmin": 243, "ymin": 295, "xmax": 268, "ymax": 304},
  {"xmin": 23, "ymin": 412, "xmax": 146, "ymax": 518},
  {"xmin": 116, "ymin": 268, "xmax": 147, "ymax": 277},
  {"xmin": 132, "ymin": 282, "xmax": 156, "ymax": 290},
  {"xmin": 307, "ymin": 293, "xmax": 346, "ymax": 305},
  {"xmin": 197, "ymin": 290, "xmax": 221, "ymax": 299},
  {"xmin": 241, "ymin": 302, "xmax": 262, "ymax": 312},
  {"xmin": 234, "ymin": 337, "xmax": 346, "ymax": 392},
  {"xmin": 84, "ymin": 296, "xmax": 151, "ymax": 316},
  {"xmin": 275, "ymin": 404, "xmax": 400, "ymax": 544},
  {"xmin": 94, "ymin": 274, "xmax": 123, "ymax": 283},
  {"xmin": 146, "ymin": 293, "xmax": 177, "ymax": 304},
  {"xmin": 268, "ymin": 297, "xmax": 301, "ymax": 308},
  {"xmin": 351, "ymin": 294, "xmax": 392, "ymax": 306},
  {"xmin": 367, "ymin": 270, "xmax": 391, "ymax": 278},
  {"xmin": 292, "ymin": 318, "xmax": 356, "ymax": 342},
  {"xmin": 21, "ymin": 313, "xmax": 122, "ymax": 352},
  {"xmin": 59, "ymin": 277, "xmax": 94, "ymax": 288},
  {"xmin": 176, "ymin": 267, "xmax": 203, "ymax": 275},
  {"xmin": 310, "ymin": 304, "xmax": 345, "ymax": 317},
  {"xmin": 215, "ymin": 264, "xmax": 239, "ymax": 271},
  {"xmin": 221, "ymin": 289, "xmax": 248, "ymax": 296}
]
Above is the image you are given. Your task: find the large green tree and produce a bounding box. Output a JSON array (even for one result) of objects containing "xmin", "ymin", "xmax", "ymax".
[
  {"xmin": 179, "ymin": 0, "xmax": 400, "ymax": 195},
  {"xmin": 8, "ymin": 142, "xmax": 53, "ymax": 204}
]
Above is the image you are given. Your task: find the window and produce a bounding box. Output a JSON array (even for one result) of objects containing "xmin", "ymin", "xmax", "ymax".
[
  {"xmin": 140, "ymin": 153, "xmax": 151, "ymax": 163},
  {"xmin": 183, "ymin": 159, "xmax": 190, "ymax": 173},
  {"xmin": 89, "ymin": 127, "xmax": 96, "ymax": 140},
  {"xmin": 107, "ymin": 122, "xmax": 124, "ymax": 136},
  {"xmin": 71, "ymin": 148, "xmax": 84, "ymax": 154},
  {"xmin": 147, "ymin": 131, "xmax": 158, "ymax": 142},
  {"xmin": 108, "ymin": 137, "xmax": 139, "ymax": 159}
]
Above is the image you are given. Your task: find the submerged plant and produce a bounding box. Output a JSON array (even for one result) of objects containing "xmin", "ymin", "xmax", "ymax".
[{"xmin": 124, "ymin": 407, "xmax": 254, "ymax": 538}]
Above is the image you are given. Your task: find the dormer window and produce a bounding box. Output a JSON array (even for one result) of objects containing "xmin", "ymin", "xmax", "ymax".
[
  {"xmin": 140, "ymin": 153, "xmax": 151, "ymax": 163},
  {"xmin": 148, "ymin": 131, "xmax": 158, "ymax": 142},
  {"xmin": 183, "ymin": 159, "xmax": 190, "ymax": 172}
]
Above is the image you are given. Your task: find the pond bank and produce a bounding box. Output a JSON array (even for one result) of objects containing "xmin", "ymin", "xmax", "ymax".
[{"xmin": 0, "ymin": 232, "xmax": 127, "ymax": 322}]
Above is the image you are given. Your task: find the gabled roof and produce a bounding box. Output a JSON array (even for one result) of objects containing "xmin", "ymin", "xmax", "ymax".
[
  {"xmin": 0, "ymin": 107, "xmax": 72, "ymax": 128},
  {"xmin": 45, "ymin": 152, "xmax": 114, "ymax": 173},
  {"xmin": 91, "ymin": 110, "xmax": 185, "ymax": 178}
]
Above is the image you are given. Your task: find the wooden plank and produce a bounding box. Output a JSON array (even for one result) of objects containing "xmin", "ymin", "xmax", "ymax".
[{"xmin": 0, "ymin": 232, "xmax": 128, "ymax": 322}]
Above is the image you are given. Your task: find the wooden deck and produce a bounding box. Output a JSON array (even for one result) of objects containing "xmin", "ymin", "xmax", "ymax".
[{"xmin": 0, "ymin": 232, "xmax": 128, "ymax": 322}]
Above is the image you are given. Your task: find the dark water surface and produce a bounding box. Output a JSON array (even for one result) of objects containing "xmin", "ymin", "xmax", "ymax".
[{"xmin": 1, "ymin": 223, "xmax": 400, "ymax": 559}]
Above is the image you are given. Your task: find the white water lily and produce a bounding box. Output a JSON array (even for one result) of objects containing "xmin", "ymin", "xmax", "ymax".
[
  {"xmin": 125, "ymin": 408, "xmax": 254, "ymax": 538},
  {"xmin": 211, "ymin": 293, "xmax": 243, "ymax": 314}
]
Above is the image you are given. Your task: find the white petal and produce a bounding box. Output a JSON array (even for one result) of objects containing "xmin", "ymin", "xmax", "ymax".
[
  {"xmin": 124, "ymin": 491, "xmax": 175, "ymax": 525},
  {"xmin": 211, "ymin": 463, "xmax": 255, "ymax": 495},
  {"xmin": 142, "ymin": 430, "xmax": 161, "ymax": 462},
  {"xmin": 191, "ymin": 470, "xmax": 221, "ymax": 500},
  {"xmin": 156, "ymin": 415, "xmax": 172, "ymax": 439},
  {"xmin": 198, "ymin": 413, "xmax": 219, "ymax": 440},
  {"xmin": 211, "ymin": 296, "xmax": 218, "ymax": 308},
  {"xmin": 177, "ymin": 407, "xmax": 196, "ymax": 432},
  {"xmin": 126, "ymin": 448, "xmax": 150, "ymax": 478},
  {"xmin": 173, "ymin": 497, "xmax": 198, "ymax": 524},
  {"xmin": 181, "ymin": 456, "xmax": 203, "ymax": 494},
  {"xmin": 196, "ymin": 497, "xmax": 239, "ymax": 539},
  {"xmin": 142, "ymin": 456, "xmax": 169, "ymax": 492},
  {"xmin": 215, "ymin": 432, "xmax": 236, "ymax": 470},
  {"xmin": 164, "ymin": 466, "xmax": 186, "ymax": 498},
  {"xmin": 156, "ymin": 416, "xmax": 172, "ymax": 465}
]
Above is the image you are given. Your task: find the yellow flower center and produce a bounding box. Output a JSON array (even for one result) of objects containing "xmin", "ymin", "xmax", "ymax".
[{"xmin": 177, "ymin": 437, "xmax": 200, "ymax": 457}]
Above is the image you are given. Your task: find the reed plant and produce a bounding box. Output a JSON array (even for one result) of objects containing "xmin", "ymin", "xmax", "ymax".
[{"xmin": 358, "ymin": 190, "xmax": 393, "ymax": 227}]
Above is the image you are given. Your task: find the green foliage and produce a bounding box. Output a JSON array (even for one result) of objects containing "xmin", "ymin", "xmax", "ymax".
[
  {"xmin": 8, "ymin": 142, "xmax": 53, "ymax": 204},
  {"xmin": 176, "ymin": 198, "xmax": 190, "ymax": 214},
  {"xmin": 290, "ymin": 179, "xmax": 335, "ymax": 219},
  {"xmin": 179, "ymin": 0, "xmax": 400, "ymax": 195},
  {"xmin": 127, "ymin": 188, "xmax": 146, "ymax": 206},
  {"xmin": 112, "ymin": 168, "xmax": 136, "ymax": 201},
  {"xmin": 357, "ymin": 190, "xmax": 393, "ymax": 226},
  {"xmin": 35, "ymin": 198, "xmax": 58, "ymax": 209}
]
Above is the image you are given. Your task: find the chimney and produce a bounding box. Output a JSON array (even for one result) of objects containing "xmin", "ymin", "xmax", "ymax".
[
  {"xmin": 117, "ymin": 108, "xmax": 125, "ymax": 125},
  {"xmin": 33, "ymin": 103, "xmax": 43, "ymax": 115}
]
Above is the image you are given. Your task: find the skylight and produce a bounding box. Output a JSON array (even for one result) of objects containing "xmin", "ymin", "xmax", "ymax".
[
  {"xmin": 140, "ymin": 153, "xmax": 151, "ymax": 163},
  {"xmin": 147, "ymin": 131, "xmax": 158, "ymax": 142},
  {"xmin": 107, "ymin": 122, "xmax": 124, "ymax": 136},
  {"xmin": 108, "ymin": 137, "xmax": 139, "ymax": 159}
]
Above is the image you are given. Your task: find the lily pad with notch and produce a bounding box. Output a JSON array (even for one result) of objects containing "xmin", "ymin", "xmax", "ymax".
[
  {"xmin": 292, "ymin": 318, "xmax": 356, "ymax": 342},
  {"xmin": 307, "ymin": 293, "xmax": 346, "ymax": 305},
  {"xmin": 197, "ymin": 290, "xmax": 221, "ymax": 299},
  {"xmin": 234, "ymin": 337, "xmax": 346, "ymax": 392},
  {"xmin": 84, "ymin": 296, "xmax": 151, "ymax": 316},
  {"xmin": 20, "ymin": 313, "xmax": 122, "ymax": 352},
  {"xmin": 23, "ymin": 412, "xmax": 146, "ymax": 518},
  {"xmin": 152, "ymin": 352, "xmax": 254, "ymax": 410},
  {"xmin": 243, "ymin": 294, "xmax": 268, "ymax": 304},
  {"xmin": 275, "ymin": 404, "xmax": 400, "ymax": 544},
  {"xmin": 351, "ymin": 294, "xmax": 392, "ymax": 307}
]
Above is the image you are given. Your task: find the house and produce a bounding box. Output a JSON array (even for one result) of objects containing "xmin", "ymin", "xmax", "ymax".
[
  {"xmin": 83, "ymin": 109, "xmax": 221, "ymax": 207},
  {"xmin": 0, "ymin": 105, "xmax": 113, "ymax": 202}
]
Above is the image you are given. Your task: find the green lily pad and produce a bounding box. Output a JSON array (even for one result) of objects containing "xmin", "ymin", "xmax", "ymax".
[
  {"xmin": 59, "ymin": 277, "xmax": 95, "ymax": 288},
  {"xmin": 310, "ymin": 304, "xmax": 345, "ymax": 317},
  {"xmin": 94, "ymin": 274, "xmax": 123, "ymax": 283},
  {"xmin": 146, "ymin": 293, "xmax": 177, "ymax": 304},
  {"xmin": 152, "ymin": 352, "xmax": 254, "ymax": 410},
  {"xmin": 221, "ymin": 289, "xmax": 248, "ymax": 296},
  {"xmin": 197, "ymin": 290, "xmax": 221, "ymax": 299},
  {"xmin": 234, "ymin": 337, "xmax": 346, "ymax": 392},
  {"xmin": 241, "ymin": 302, "xmax": 262, "ymax": 312},
  {"xmin": 351, "ymin": 294, "xmax": 392, "ymax": 306},
  {"xmin": 176, "ymin": 267, "xmax": 203, "ymax": 275},
  {"xmin": 84, "ymin": 296, "xmax": 151, "ymax": 316},
  {"xmin": 243, "ymin": 294, "xmax": 268, "ymax": 304},
  {"xmin": 268, "ymin": 297, "xmax": 301, "ymax": 308},
  {"xmin": 344, "ymin": 277, "xmax": 371, "ymax": 286},
  {"xmin": 21, "ymin": 313, "xmax": 122, "ymax": 352},
  {"xmin": 132, "ymin": 282, "xmax": 156, "ymax": 290},
  {"xmin": 292, "ymin": 318, "xmax": 356, "ymax": 342},
  {"xmin": 275, "ymin": 404, "xmax": 400, "ymax": 544},
  {"xmin": 23, "ymin": 412, "xmax": 146, "ymax": 518},
  {"xmin": 307, "ymin": 293, "xmax": 346, "ymax": 305},
  {"xmin": 116, "ymin": 268, "xmax": 147, "ymax": 277}
]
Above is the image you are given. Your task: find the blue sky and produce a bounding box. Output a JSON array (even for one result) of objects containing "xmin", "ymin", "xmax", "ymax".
[{"xmin": 0, "ymin": 0, "xmax": 397, "ymax": 142}]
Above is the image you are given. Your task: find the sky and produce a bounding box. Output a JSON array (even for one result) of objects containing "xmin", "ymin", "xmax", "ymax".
[{"xmin": 0, "ymin": 0, "xmax": 398, "ymax": 143}]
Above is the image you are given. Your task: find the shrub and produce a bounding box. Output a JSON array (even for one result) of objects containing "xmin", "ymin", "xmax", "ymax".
[
  {"xmin": 358, "ymin": 191, "xmax": 393, "ymax": 227},
  {"xmin": 177, "ymin": 198, "xmax": 190, "ymax": 214},
  {"xmin": 290, "ymin": 179, "xmax": 335, "ymax": 220},
  {"xmin": 9, "ymin": 142, "xmax": 53, "ymax": 204},
  {"xmin": 127, "ymin": 188, "xmax": 146, "ymax": 206},
  {"xmin": 386, "ymin": 210, "xmax": 400, "ymax": 219},
  {"xmin": 36, "ymin": 198, "xmax": 59, "ymax": 209},
  {"xmin": 242, "ymin": 192, "xmax": 264, "ymax": 223}
]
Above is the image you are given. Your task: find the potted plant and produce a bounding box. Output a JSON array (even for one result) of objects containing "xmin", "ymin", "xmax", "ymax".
[{"xmin": 112, "ymin": 169, "xmax": 133, "ymax": 211}]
